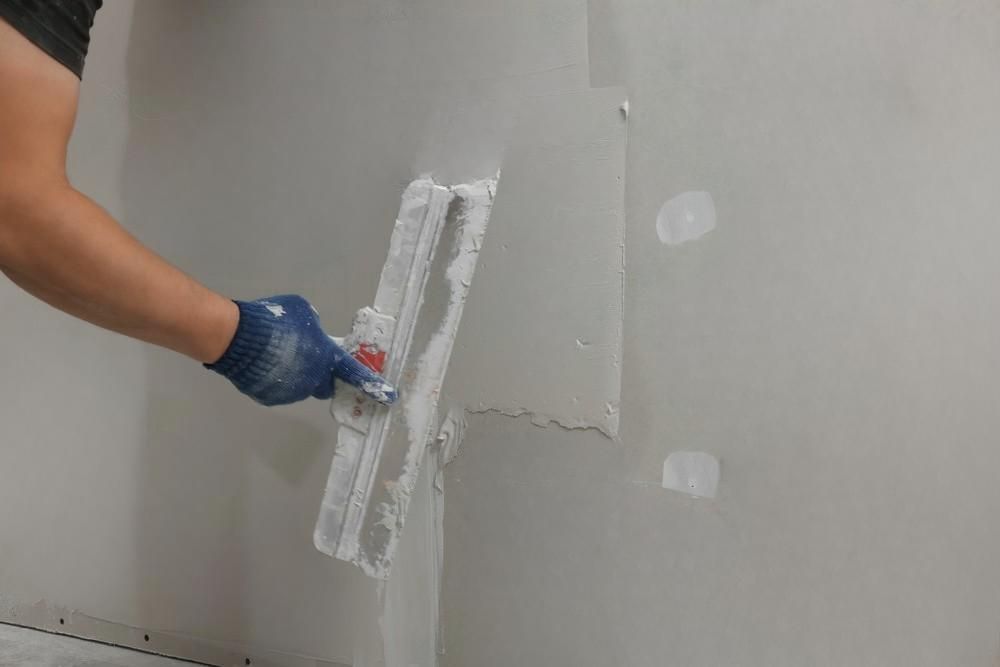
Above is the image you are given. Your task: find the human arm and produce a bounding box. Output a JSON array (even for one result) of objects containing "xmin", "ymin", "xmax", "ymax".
[
  {"xmin": 0, "ymin": 18, "xmax": 395, "ymax": 406},
  {"xmin": 0, "ymin": 19, "xmax": 238, "ymax": 362}
]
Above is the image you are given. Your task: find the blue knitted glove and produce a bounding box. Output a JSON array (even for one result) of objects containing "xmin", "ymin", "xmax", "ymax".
[{"xmin": 205, "ymin": 295, "xmax": 398, "ymax": 407}]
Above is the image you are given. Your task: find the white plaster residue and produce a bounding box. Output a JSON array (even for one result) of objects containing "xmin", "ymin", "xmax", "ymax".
[
  {"xmin": 436, "ymin": 406, "xmax": 468, "ymax": 478},
  {"xmin": 398, "ymin": 181, "xmax": 496, "ymax": 512},
  {"xmin": 361, "ymin": 381, "xmax": 397, "ymax": 406},
  {"xmin": 317, "ymin": 179, "xmax": 453, "ymax": 574},
  {"xmin": 466, "ymin": 403, "xmax": 621, "ymax": 442},
  {"xmin": 352, "ymin": 178, "xmax": 496, "ymax": 578},
  {"xmin": 662, "ymin": 451, "xmax": 720, "ymax": 499},
  {"xmin": 656, "ymin": 191, "xmax": 716, "ymax": 246},
  {"xmin": 264, "ymin": 303, "xmax": 286, "ymax": 318}
]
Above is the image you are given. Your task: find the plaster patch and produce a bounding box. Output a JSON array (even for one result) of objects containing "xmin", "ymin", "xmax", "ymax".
[
  {"xmin": 656, "ymin": 191, "xmax": 716, "ymax": 245},
  {"xmin": 447, "ymin": 87, "xmax": 627, "ymax": 438},
  {"xmin": 662, "ymin": 451, "xmax": 720, "ymax": 499}
]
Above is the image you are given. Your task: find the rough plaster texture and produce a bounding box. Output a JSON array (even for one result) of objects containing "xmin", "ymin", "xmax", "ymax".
[
  {"xmin": 0, "ymin": 0, "xmax": 592, "ymax": 664},
  {"xmin": 443, "ymin": 1, "xmax": 1000, "ymax": 666}
]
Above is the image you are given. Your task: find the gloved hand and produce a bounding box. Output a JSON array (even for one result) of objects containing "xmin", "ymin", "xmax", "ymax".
[{"xmin": 205, "ymin": 295, "xmax": 397, "ymax": 407}]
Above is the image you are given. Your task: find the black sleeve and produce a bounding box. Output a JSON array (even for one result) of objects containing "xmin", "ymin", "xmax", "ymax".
[{"xmin": 0, "ymin": 0, "xmax": 103, "ymax": 79}]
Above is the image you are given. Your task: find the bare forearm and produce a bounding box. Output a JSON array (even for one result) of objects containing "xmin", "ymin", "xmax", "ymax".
[
  {"xmin": 0, "ymin": 181, "xmax": 237, "ymax": 362},
  {"xmin": 0, "ymin": 17, "xmax": 401, "ymax": 407}
]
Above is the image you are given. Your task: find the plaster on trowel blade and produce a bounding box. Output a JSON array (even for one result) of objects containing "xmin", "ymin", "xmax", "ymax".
[{"xmin": 314, "ymin": 177, "xmax": 496, "ymax": 579}]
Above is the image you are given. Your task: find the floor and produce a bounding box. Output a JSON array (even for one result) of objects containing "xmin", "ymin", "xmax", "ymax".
[{"xmin": 0, "ymin": 623, "xmax": 199, "ymax": 667}]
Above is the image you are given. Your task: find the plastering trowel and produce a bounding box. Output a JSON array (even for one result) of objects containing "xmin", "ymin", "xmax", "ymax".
[{"xmin": 314, "ymin": 177, "xmax": 497, "ymax": 579}]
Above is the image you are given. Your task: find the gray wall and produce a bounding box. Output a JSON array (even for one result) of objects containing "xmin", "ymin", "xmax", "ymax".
[
  {"xmin": 443, "ymin": 1, "xmax": 1000, "ymax": 666},
  {"xmin": 0, "ymin": 1, "xmax": 590, "ymax": 665},
  {"xmin": 2, "ymin": 3, "xmax": 384, "ymax": 664},
  {"xmin": 4, "ymin": 1, "xmax": 1000, "ymax": 666}
]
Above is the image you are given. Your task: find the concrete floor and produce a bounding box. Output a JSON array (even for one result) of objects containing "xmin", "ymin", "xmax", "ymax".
[{"xmin": 0, "ymin": 624, "xmax": 199, "ymax": 667}]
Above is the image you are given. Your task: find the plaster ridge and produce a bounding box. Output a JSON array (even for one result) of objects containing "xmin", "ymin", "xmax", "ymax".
[{"xmin": 464, "ymin": 405, "xmax": 619, "ymax": 442}]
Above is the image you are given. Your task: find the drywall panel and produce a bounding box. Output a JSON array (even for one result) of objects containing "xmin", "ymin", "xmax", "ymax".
[
  {"xmin": 445, "ymin": 1, "xmax": 1000, "ymax": 666},
  {"xmin": 0, "ymin": 0, "xmax": 590, "ymax": 664},
  {"xmin": 447, "ymin": 87, "xmax": 627, "ymax": 437},
  {"xmin": 0, "ymin": 624, "xmax": 195, "ymax": 667},
  {"xmin": 442, "ymin": 414, "xmax": 625, "ymax": 667}
]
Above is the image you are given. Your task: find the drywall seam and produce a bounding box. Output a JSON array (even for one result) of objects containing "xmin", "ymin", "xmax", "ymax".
[
  {"xmin": 619, "ymin": 98, "xmax": 629, "ymax": 418},
  {"xmin": 429, "ymin": 406, "xmax": 467, "ymax": 665},
  {"xmin": 372, "ymin": 445, "xmax": 449, "ymax": 667},
  {"xmin": 0, "ymin": 598, "xmax": 347, "ymax": 667},
  {"xmin": 0, "ymin": 624, "xmax": 197, "ymax": 667},
  {"xmin": 430, "ymin": 446, "xmax": 446, "ymax": 661}
]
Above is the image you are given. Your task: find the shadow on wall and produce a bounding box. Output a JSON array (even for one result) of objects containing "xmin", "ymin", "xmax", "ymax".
[{"xmin": 120, "ymin": 1, "xmax": 364, "ymax": 656}]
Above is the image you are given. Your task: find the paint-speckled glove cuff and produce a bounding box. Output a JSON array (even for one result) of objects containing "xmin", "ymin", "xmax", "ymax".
[
  {"xmin": 205, "ymin": 300, "xmax": 281, "ymax": 382},
  {"xmin": 205, "ymin": 295, "xmax": 397, "ymax": 407}
]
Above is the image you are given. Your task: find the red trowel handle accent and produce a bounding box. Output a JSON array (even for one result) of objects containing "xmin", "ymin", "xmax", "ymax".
[{"xmin": 353, "ymin": 343, "xmax": 387, "ymax": 374}]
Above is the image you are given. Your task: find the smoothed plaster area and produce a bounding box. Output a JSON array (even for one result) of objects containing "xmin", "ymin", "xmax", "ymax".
[{"xmin": 448, "ymin": 87, "xmax": 627, "ymax": 438}]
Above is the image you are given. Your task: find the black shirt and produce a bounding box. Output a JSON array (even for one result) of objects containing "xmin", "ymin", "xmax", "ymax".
[{"xmin": 0, "ymin": 0, "xmax": 102, "ymax": 78}]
